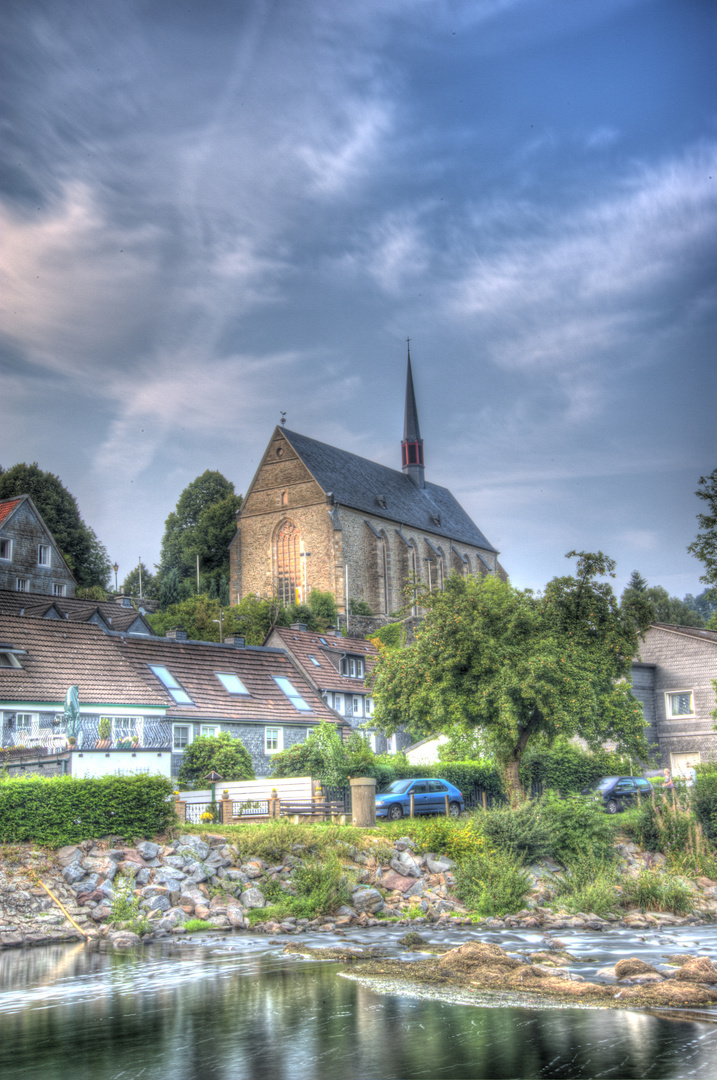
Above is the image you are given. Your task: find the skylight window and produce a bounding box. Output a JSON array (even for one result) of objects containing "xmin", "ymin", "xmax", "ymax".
[
  {"xmin": 216, "ymin": 672, "xmax": 250, "ymax": 695},
  {"xmin": 318, "ymin": 638, "xmax": 328, "ymax": 645},
  {"xmin": 273, "ymin": 676, "xmax": 312, "ymax": 711},
  {"xmin": 150, "ymin": 665, "xmax": 194, "ymax": 705},
  {"xmin": 308, "ymin": 655, "xmax": 321, "ymax": 666}
]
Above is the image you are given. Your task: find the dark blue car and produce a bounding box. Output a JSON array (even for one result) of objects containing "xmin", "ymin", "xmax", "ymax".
[{"xmin": 375, "ymin": 778, "xmax": 465, "ymax": 820}]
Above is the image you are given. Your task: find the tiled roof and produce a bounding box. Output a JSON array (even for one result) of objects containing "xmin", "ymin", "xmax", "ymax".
[
  {"xmin": 0, "ymin": 615, "xmax": 165, "ymax": 707},
  {"xmin": 0, "ymin": 497, "xmax": 23, "ymax": 527},
  {"xmin": 650, "ymin": 623, "xmax": 717, "ymax": 644},
  {"xmin": 117, "ymin": 636, "xmax": 343, "ymax": 723},
  {"xmin": 268, "ymin": 626, "xmax": 378, "ymax": 694},
  {"xmin": 0, "ymin": 590, "xmax": 154, "ymax": 634},
  {"xmin": 280, "ymin": 428, "xmax": 497, "ymax": 552}
]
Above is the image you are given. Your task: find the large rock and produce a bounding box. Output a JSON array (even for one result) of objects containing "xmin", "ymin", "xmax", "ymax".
[
  {"xmin": 426, "ymin": 855, "xmax": 456, "ymax": 874},
  {"xmin": 674, "ymin": 958, "xmax": 717, "ymax": 983},
  {"xmin": 389, "ymin": 855, "xmax": 420, "ymax": 879},
  {"xmin": 136, "ymin": 841, "xmax": 160, "ymax": 860},
  {"xmin": 381, "ymin": 869, "xmax": 422, "ymax": 895},
  {"xmin": 614, "ymin": 958, "xmax": 661, "ymax": 979},
  {"xmin": 239, "ymin": 887, "xmax": 266, "ymax": 909},
  {"xmin": 62, "ymin": 863, "xmax": 87, "ymax": 886},
  {"xmin": 351, "ymin": 887, "xmax": 384, "ymax": 914},
  {"xmin": 143, "ymin": 894, "xmax": 171, "ymax": 912},
  {"xmin": 179, "ymin": 837, "xmax": 210, "ymax": 861},
  {"xmin": 56, "ymin": 845, "xmax": 83, "ymax": 868},
  {"xmin": 81, "ymin": 857, "xmax": 118, "ymax": 882}
]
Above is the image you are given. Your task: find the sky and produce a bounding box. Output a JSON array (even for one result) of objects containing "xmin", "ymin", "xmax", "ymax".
[{"xmin": 1, "ymin": 0, "xmax": 715, "ymax": 599}]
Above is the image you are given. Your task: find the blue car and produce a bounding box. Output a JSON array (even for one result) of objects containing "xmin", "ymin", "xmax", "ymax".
[{"xmin": 375, "ymin": 778, "xmax": 465, "ymax": 820}]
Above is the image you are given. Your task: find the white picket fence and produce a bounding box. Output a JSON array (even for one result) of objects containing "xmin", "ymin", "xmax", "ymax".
[{"xmin": 178, "ymin": 776, "xmax": 312, "ymax": 804}]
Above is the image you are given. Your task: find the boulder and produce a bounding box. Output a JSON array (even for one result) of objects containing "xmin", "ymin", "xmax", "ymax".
[
  {"xmin": 351, "ymin": 887, "xmax": 384, "ymax": 914},
  {"xmin": 381, "ymin": 870, "xmax": 421, "ymax": 894},
  {"xmin": 136, "ymin": 841, "xmax": 161, "ymax": 861},
  {"xmin": 81, "ymin": 857, "xmax": 118, "ymax": 882},
  {"xmin": 62, "ymin": 863, "xmax": 87, "ymax": 886},
  {"xmin": 56, "ymin": 845, "xmax": 83, "ymax": 868},
  {"xmin": 389, "ymin": 855, "xmax": 420, "ymax": 879},
  {"xmin": 674, "ymin": 958, "xmax": 717, "ymax": 984},
  {"xmin": 614, "ymin": 958, "xmax": 661, "ymax": 980},
  {"xmin": 426, "ymin": 855, "xmax": 456, "ymax": 874},
  {"xmin": 179, "ymin": 837, "xmax": 210, "ymax": 861},
  {"xmin": 240, "ymin": 887, "xmax": 266, "ymax": 909}
]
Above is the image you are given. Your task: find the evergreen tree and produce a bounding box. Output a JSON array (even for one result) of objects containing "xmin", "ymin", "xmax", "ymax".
[{"xmin": 121, "ymin": 561, "xmax": 158, "ymax": 600}]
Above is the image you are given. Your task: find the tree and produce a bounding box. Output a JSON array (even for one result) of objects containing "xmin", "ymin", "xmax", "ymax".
[
  {"xmin": 158, "ymin": 471, "xmax": 241, "ymax": 590},
  {"xmin": 688, "ymin": 469, "xmax": 717, "ymax": 586},
  {"xmin": 121, "ymin": 561, "xmax": 159, "ymax": 600},
  {"xmin": 620, "ymin": 574, "xmax": 705, "ymax": 628},
  {"xmin": 269, "ymin": 722, "xmax": 376, "ymax": 786},
  {"xmin": 683, "ymin": 589, "xmax": 717, "ymax": 623},
  {"xmin": 372, "ymin": 553, "xmax": 651, "ymax": 803},
  {"xmin": 0, "ymin": 463, "xmax": 111, "ymax": 588},
  {"xmin": 177, "ymin": 732, "xmax": 254, "ymax": 787}
]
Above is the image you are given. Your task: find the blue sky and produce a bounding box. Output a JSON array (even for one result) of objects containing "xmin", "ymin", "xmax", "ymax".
[{"xmin": 1, "ymin": 0, "xmax": 715, "ymax": 598}]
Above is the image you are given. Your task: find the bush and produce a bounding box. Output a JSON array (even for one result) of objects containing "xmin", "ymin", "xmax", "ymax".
[
  {"xmin": 247, "ymin": 851, "xmax": 352, "ymax": 924},
  {"xmin": 177, "ymin": 732, "xmax": 254, "ymax": 787},
  {"xmin": 540, "ymin": 793, "xmax": 617, "ymax": 865},
  {"xmin": 692, "ymin": 761, "xmax": 717, "ymax": 842},
  {"xmin": 549, "ymin": 855, "xmax": 620, "ymax": 918},
  {"xmin": 453, "ymin": 846, "xmax": 531, "ymax": 917},
  {"xmin": 0, "ymin": 774, "xmax": 176, "ymax": 847},
  {"xmin": 626, "ymin": 790, "xmax": 717, "ymax": 876},
  {"xmin": 621, "ymin": 869, "xmax": 694, "ymax": 915},
  {"xmin": 478, "ymin": 800, "xmax": 556, "ymax": 866}
]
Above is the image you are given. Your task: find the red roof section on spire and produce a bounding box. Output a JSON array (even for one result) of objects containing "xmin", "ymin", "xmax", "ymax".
[{"xmin": 0, "ymin": 497, "xmax": 23, "ymax": 527}]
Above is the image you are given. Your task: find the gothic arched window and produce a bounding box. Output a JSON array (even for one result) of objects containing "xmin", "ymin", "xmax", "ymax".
[{"xmin": 276, "ymin": 521, "xmax": 301, "ymax": 604}]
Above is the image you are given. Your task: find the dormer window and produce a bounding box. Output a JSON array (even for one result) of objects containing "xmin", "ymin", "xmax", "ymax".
[{"xmin": 341, "ymin": 657, "xmax": 364, "ymax": 678}]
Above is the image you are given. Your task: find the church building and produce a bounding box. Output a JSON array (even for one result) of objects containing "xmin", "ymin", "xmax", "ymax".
[{"xmin": 229, "ymin": 351, "xmax": 504, "ymax": 620}]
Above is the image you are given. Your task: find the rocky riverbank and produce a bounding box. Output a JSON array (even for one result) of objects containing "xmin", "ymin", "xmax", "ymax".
[{"xmin": 1, "ymin": 832, "xmax": 716, "ymax": 951}]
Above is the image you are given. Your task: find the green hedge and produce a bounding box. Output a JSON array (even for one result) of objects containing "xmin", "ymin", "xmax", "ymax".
[
  {"xmin": 0, "ymin": 774, "xmax": 176, "ymax": 848},
  {"xmin": 519, "ymin": 742, "xmax": 636, "ymax": 794}
]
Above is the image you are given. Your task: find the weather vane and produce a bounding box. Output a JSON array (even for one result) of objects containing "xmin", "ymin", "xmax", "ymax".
[{"xmin": 280, "ymin": 411, "xmax": 286, "ymax": 427}]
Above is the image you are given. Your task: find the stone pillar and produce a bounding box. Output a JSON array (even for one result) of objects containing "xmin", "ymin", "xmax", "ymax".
[
  {"xmin": 222, "ymin": 795, "xmax": 232, "ymax": 824},
  {"xmin": 268, "ymin": 797, "xmax": 281, "ymax": 819},
  {"xmin": 174, "ymin": 797, "xmax": 186, "ymax": 823},
  {"xmin": 350, "ymin": 777, "xmax": 376, "ymax": 828}
]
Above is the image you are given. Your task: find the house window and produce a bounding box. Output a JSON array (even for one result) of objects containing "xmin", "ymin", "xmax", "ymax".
[
  {"xmin": 0, "ymin": 539, "xmax": 11, "ymax": 560},
  {"xmin": 352, "ymin": 696, "xmax": 362, "ymax": 717},
  {"xmin": 666, "ymin": 691, "xmax": 695, "ymax": 718},
  {"xmin": 365, "ymin": 697, "xmax": 374, "ymax": 717},
  {"xmin": 15, "ymin": 713, "xmax": 38, "ymax": 744},
  {"xmin": 265, "ymin": 727, "xmax": 283, "ymax": 753},
  {"xmin": 149, "ymin": 665, "xmax": 194, "ymax": 705},
  {"xmin": 16, "ymin": 578, "xmax": 29, "ymax": 592},
  {"xmin": 386, "ymin": 734, "xmax": 397, "ymax": 754},
  {"xmin": 109, "ymin": 716, "xmax": 143, "ymax": 745},
  {"xmin": 334, "ymin": 693, "xmax": 344, "ymax": 714},
  {"xmin": 201, "ymin": 725, "xmax": 219, "ymax": 738},
  {"xmin": 215, "ymin": 672, "xmax": 250, "ymax": 695},
  {"xmin": 52, "ymin": 583, "xmax": 66, "ymax": 597},
  {"xmin": 173, "ymin": 724, "xmax": 191, "ymax": 750},
  {"xmin": 361, "ymin": 731, "xmax": 376, "ymax": 753},
  {"xmin": 38, "ymin": 545, "xmax": 51, "ymax": 566},
  {"xmin": 273, "ymin": 676, "xmax": 312, "ymax": 711},
  {"xmin": 276, "ymin": 521, "xmax": 301, "ymax": 605}
]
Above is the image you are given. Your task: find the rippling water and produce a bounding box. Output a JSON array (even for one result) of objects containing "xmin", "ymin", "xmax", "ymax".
[{"xmin": 1, "ymin": 924, "xmax": 717, "ymax": 1079}]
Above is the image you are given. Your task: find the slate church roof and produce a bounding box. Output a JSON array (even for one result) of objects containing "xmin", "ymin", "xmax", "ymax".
[{"xmin": 280, "ymin": 428, "xmax": 497, "ymax": 552}]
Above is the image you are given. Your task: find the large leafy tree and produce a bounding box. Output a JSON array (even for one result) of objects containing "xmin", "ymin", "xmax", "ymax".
[
  {"xmin": 177, "ymin": 732, "xmax": 255, "ymax": 787},
  {"xmin": 372, "ymin": 553, "xmax": 651, "ymax": 802},
  {"xmin": 121, "ymin": 561, "xmax": 159, "ymax": 600},
  {"xmin": 0, "ymin": 463, "xmax": 111, "ymax": 588},
  {"xmin": 688, "ymin": 469, "xmax": 717, "ymax": 587},
  {"xmin": 158, "ymin": 471, "xmax": 241, "ymax": 601},
  {"xmin": 620, "ymin": 574, "xmax": 705, "ymax": 628}
]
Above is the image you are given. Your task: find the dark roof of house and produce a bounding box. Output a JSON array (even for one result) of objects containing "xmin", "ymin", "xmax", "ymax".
[
  {"xmin": 0, "ymin": 616, "xmax": 165, "ymax": 706},
  {"xmin": 267, "ymin": 626, "xmax": 378, "ymax": 694},
  {"xmin": 280, "ymin": 428, "xmax": 497, "ymax": 552},
  {"xmin": 116, "ymin": 635, "xmax": 343, "ymax": 724},
  {"xmin": 0, "ymin": 590, "xmax": 154, "ymax": 635},
  {"xmin": 650, "ymin": 623, "xmax": 717, "ymax": 644}
]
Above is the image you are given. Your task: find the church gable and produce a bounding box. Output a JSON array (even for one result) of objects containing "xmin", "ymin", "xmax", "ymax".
[{"xmin": 240, "ymin": 428, "xmax": 326, "ymax": 521}]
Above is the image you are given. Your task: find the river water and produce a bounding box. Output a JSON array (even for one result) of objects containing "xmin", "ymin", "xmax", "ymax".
[{"xmin": 2, "ymin": 924, "xmax": 717, "ymax": 1080}]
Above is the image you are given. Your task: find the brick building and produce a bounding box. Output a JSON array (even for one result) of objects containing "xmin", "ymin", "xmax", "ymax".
[
  {"xmin": 0, "ymin": 495, "xmax": 77, "ymax": 598},
  {"xmin": 631, "ymin": 623, "xmax": 717, "ymax": 777},
  {"xmin": 230, "ymin": 352, "xmax": 504, "ymax": 619}
]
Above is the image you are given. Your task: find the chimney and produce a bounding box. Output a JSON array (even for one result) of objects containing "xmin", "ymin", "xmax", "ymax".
[
  {"xmin": 290, "ymin": 622, "xmax": 308, "ymax": 632},
  {"xmin": 165, "ymin": 626, "xmax": 188, "ymax": 641},
  {"xmin": 224, "ymin": 634, "xmax": 246, "ymax": 648}
]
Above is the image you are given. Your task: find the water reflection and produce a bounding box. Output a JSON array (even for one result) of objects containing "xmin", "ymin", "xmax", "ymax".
[{"xmin": 0, "ymin": 934, "xmax": 716, "ymax": 1079}]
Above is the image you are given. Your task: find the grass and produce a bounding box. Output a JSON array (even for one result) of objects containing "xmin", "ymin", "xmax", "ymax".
[
  {"xmin": 245, "ymin": 851, "xmax": 353, "ymax": 926},
  {"xmin": 110, "ymin": 873, "xmax": 151, "ymax": 935},
  {"xmin": 184, "ymin": 918, "xmax": 214, "ymax": 933}
]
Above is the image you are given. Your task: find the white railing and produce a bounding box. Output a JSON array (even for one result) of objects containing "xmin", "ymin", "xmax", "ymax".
[{"xmin": 178, "ymin": 776, "xmax": 313, "ymax": 804}]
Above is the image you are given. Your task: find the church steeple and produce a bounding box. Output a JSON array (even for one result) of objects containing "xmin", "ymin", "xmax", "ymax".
[{"xmin": 401, "ymin": 340, "xmax": 425, "ymax": 488}]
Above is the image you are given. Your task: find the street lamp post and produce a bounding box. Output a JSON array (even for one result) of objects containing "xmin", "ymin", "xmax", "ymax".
[{"xmin": 113, "ymin": 563, "xmax": 119, "ymax": 593}]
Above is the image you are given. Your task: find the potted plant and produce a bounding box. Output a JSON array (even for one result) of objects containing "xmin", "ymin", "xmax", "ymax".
[
  {"xmin": 97, "ymin": 717, "xmax": 111, "ymax": 749},
  {"xmin": 67, "ymin": 736, "xmax": 77, "ymax": 749}
]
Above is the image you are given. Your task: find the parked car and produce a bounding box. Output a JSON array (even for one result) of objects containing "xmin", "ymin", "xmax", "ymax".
[
  {"xmin": 375, "ymin": 778, "xmax": 465, "ymax": 820},
  {"xmin": 581, "ymin": 775, "xmax": 654, "ymax": 814}
]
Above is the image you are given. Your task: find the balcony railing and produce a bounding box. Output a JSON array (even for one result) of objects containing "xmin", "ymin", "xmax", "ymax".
[{"xmin": 2, "ymin": 717, "xmax": 172, "ymax": 754}]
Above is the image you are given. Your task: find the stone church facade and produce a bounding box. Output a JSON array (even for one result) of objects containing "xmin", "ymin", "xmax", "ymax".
[{"xmin": 229, "ymin": 354, "xmax": 504, "ymax": 619}]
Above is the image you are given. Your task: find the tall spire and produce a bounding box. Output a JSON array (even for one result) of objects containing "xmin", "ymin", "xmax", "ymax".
[{"xmin": 401, "ymin": 339, "xmax": 425, "ymax": 488}]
